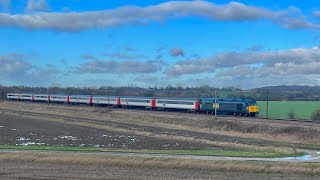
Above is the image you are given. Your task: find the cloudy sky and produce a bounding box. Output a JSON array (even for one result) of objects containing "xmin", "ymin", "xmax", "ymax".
[{"xmin": 1, "ymin": 0, "xmax": 320, "ymax": 88}]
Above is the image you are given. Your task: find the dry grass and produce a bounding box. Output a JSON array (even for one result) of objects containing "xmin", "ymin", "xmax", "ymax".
[{"xmin": 0, "ymin": 151, "xmax": 319, "ymax": 175}]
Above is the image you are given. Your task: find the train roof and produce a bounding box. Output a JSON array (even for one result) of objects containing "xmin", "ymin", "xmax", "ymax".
[
  {"xmin": 156, "ymin": 97, "xmax": 199, "ymax": 101},
  {"xmin": 121, "ymin": 96, "xmax": 154, "ymax": 99},
  {"xmin": 92, "ymin": 95, "xmax": 120, "ymax": 98},
  {"xmin": 68, "ymin": 95, "xmax": 92, "ymax": 97},
  {"xmin": 201, "ymin": 98, "xmax": 255, "ymax": 102},
  {"xmin": 50, "ymin": 94, "xmax": 69, "ymax": 96}
]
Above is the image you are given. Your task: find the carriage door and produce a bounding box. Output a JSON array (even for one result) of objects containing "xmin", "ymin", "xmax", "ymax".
[{"xmin": 237, "ymin": 104, "xmax": 243, "ymax": 111}]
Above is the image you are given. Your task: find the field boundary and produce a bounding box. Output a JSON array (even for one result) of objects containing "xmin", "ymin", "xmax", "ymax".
[{"xmin": 0, "ymin": 147, "xmax": 311, "ymax": 161}]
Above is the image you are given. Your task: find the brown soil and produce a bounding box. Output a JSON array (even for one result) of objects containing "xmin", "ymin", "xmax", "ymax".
[
  {"xmin": 0, "ymin": 101, "xmax": 319, "ymax": 151},
  {"xmin": 0, "ymin": 113, "xmax": 215, "ymax": 150}
]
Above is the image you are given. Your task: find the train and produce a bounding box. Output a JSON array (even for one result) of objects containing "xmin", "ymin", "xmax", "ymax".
[{"xmin": 6, "ymin": 93, "xmax": 259, "ymax": 117}]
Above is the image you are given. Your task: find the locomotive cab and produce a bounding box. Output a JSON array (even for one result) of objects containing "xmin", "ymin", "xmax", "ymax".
[{"xmin": 248, "ymin": 101, "xmax": 259, "ymax": 116}]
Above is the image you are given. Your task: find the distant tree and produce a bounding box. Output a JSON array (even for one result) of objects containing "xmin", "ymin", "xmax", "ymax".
[
  {"xmin": 143, "ymin": 90, "xmax": 155, "ymax": 97},
  {"xmin": 165, "ymin": 85, "xmax": 174, "ymax": 90},
  {"xmin": 311, "ymin": 109, "xmax": 320, "ymax": 121},
  {"xmin": 288, "ymin": 110, "xmax": 296, "ymax": 119}
]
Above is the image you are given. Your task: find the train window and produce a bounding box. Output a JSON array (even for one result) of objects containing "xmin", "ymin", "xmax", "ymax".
[
  {"xmin": 122, "ymin": 99, "xmax": 151, "ymax": 103},
  {"xmin": 35, "ymin": 96, "xmax": 47, "ymax": 98},
  {"xmin": 157, "ymin": 100, "xmax": 194, "ymax": 105},
  {"xmin": 53, "ymin": 97, "xmax": 65, "ymax": 99},
  {"xmin": 220, "ymin": 103, "xmax": 235, "ymax": 109}
]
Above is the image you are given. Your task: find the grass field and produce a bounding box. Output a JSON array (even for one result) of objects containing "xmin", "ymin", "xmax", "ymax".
[
  {"xmin": 257, "ymin": 101, "xmax": 320, "ymax": 120},
  {"xmin": 0, "ymin": 145, "xmax": 304, "ymax": 158}
]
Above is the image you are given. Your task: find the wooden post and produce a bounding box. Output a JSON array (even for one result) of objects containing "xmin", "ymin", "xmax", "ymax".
[
  {"xmin": 266, "ymin": 90, "xmax": 269, "ymax": 118},
  {"xmin": 215, "ymin": 88, "xmax": 217, "ymax": 119}
]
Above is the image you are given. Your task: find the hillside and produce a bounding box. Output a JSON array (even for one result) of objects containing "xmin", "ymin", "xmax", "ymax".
[{"xmin": 254, "ymin": 85, "xmax": 320, "ymax": 100}]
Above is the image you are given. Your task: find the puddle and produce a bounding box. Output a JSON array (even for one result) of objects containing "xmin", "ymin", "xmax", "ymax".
[
  {"xmin": 279, "ymin": 155, "xmax": 320, "ymax": 161},
  {"xmin": 0, "ymin": 126, "xmax": 4, "ymax": 128}
]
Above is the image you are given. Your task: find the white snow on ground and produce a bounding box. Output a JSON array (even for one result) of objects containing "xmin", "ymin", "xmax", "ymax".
[
  {"xmin": 16, "ymin": 142, "xmax": 46, "ymax": 146},
  {"xmin": 17, "ymin": 137, "xmax": 30, "ymax": 141},
  {"xmin": 16, "ymin": 142, "xmax": 35, "ymax": 146},
  {"xmin": 59, "ymin": 136, "xmax": 78, "ymax": 141}
]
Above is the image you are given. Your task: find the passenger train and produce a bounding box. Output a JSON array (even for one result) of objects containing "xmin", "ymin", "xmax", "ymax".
[{"xmin": 6, "ymin": 93, "xmax": 259, "ymax": 117}]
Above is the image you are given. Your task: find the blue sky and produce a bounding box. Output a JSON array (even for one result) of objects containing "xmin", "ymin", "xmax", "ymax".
[{"xmin": 1, "ymin": 0, "xmax": 320, "ymax": 88}]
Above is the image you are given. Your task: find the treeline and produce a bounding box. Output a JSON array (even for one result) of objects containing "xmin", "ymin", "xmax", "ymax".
[{"xmin": 0, "ymin": 85, "xmax": 261, "ymax": 100}]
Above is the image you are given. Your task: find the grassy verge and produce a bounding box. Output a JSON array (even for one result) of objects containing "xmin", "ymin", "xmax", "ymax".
[
  {"xmin": 257, "ymin": 101, "xmax": 320, "ymax": 119},
  {"xmin": 0, "ymin": 145, "xmax": 305, "ymax": 158},
  {"xmin": 0, "ymin": 151, "xmax": 319, "ymax": 175}
]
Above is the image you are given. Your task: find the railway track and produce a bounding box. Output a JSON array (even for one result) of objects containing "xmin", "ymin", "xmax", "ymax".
[{"xmin": 1, "ymin": 100, "xmax": 320, "ymax": 128}]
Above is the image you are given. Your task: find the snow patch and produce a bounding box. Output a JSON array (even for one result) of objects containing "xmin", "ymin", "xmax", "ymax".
[
  {"xmin": 17, "ymin": 137, "xmax": 30, "ymax": 141},
  {"xmin": 59, "ymin": 135, "xmax": 78, "ymax": 141}
]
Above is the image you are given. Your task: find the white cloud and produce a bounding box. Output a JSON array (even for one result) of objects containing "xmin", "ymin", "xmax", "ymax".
[
  {"xmin": 74, "ymin": 57, "xmax": 162, "ymax": 74},
  {"xmin": 164, "ymin": 47, "xmax": 320, "ymax": 88},
  {"xmin": 167, "ymin": 48, "xmax": 320, "ymax": 76},
  {"xmin": 170, "ymin": 47, "xmax": 184, "ymax": 57},
  {"xmin": 0, "ymin": 1, "xmax": 316, "ymax": 32},
  {"xmin": 0, "ymin": 53, "xmax": 59, "ymax": 85},
  {"xmin": 26, "ymin": 0, "xmax": 50, "ymax": 12}
]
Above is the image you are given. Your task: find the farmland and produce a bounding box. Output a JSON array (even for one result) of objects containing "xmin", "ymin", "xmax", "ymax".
[
  {"xmin": 258, "ymin": 101, "xmax": 320, "ymax": 120},
  {"xmin": 0, "ymin": 101, "xmax": 320, "ymax": 179}
]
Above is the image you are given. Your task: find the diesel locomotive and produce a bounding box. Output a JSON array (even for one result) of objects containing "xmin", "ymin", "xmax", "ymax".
[{"xmin": 6, "ymin": 93, "xmax": 259, "ymax": 117}]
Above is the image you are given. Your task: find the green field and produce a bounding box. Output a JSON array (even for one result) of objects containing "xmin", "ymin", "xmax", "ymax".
[{"xmin": 257, "ymin": 101, "xmax": 320, "ymax": 120}]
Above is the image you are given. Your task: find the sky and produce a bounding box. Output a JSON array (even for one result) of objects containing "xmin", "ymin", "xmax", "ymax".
[{"xmin": 1, "ymin": 0, "xmax": 320, "ymax": 88}]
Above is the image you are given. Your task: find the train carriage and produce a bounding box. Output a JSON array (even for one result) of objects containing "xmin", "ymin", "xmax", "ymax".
[
  {"xmin": 19, "ymin": 93, "xmax": 34, "ymax": 101},
  {"xmin": 155, "ymin": 98, "xmax": 199, "ymax": 112},
  {"xmin": 6, "ymin": 93, "xmax": 20, "ymax": 100},
  {"xmin": 34, "ymin": 94, "xmax": 50, "ymax": 102},
  {"xmin": 120, "ymin": 97, "xmax": 155, "ymax": 109},
  {"xmin": 50, "ymin": 94, "xmax": 69, "ymax": 103},
  {"xmin": 92, "ymin": 96, "xmax": 121, "ymax": 106},
  {"xmin": 69, "ymin": 95, "xmax": 92, "ymax": 104}
]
